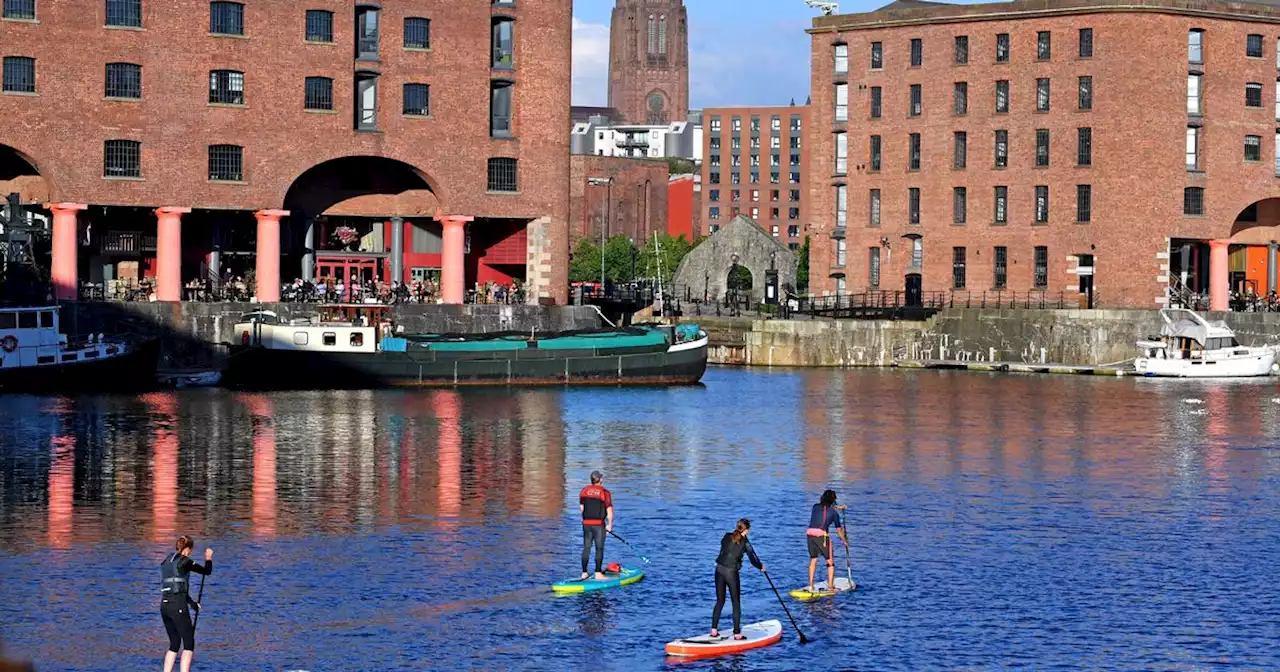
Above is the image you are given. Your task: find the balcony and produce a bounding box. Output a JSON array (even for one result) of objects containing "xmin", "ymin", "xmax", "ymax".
[
  {"xmin": 617, "ymin": 136, "xmax": 650, "ymax": 149},
  {"xmin": 100, "ymin": 231, "xmax": 156, "ymax": 254}
]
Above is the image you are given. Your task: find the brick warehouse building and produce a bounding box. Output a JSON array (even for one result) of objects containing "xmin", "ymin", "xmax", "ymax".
[
  {"xmin": 700, "ymin": 105, "xmax": 810, "ymax": 250},
  {"xmin": 568, "ymin": 154, "xmax": 669, "ymax": 243},
  {"xmin": 808, "ymin": 0, "xmax": 1280, "ymax": 310},
  {"xmin": 0, "ymin": 0, "xmax": 570, "ymax": 304}
]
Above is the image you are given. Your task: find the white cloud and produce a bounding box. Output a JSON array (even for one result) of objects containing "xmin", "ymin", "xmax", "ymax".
[{"xmin": 572, "ymin": 18, "xmax": 611, "ymax": 107}]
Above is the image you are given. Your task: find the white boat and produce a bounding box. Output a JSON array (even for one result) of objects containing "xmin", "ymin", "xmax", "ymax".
[{"xmin": 1134, "ymin": 309, "xmax": 1278, "ymax": 378}]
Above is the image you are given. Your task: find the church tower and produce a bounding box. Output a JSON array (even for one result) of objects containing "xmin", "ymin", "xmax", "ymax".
[{"xmin": 607, "ymin": 0, "xmax": 689, "ymax": 125}]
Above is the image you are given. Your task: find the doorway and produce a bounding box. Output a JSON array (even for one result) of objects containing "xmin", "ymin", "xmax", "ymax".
[
  {"xmin": 1077, "ymin": 254, "xmax": 1095, "ymax": 308},
  {"xmin": 905, "ymin": 273, "xmax": 922, "ymax": 307}
]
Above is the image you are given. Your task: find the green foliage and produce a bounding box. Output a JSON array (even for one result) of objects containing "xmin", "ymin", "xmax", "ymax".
[
  {"xmin": 641, "ymin": 233, "xmax": 696, "ymax": 286},
  {"xmin": 728, "ymin": 265, "xmax": 754, "ymax": 291},
  {"xmin": 796, "ymin": 236, "xmax": 810, "ymax": 293},
  {"xmin": 569, "ymin": 238, "xmax": 602, "ymax": 284},
  {"xmin": 665, "ymin": 157, "xmax": 697, "ymax": 176},
  {"xmin": 603, "ymin": 235, "xmax": 638, "ymax": 283},
  {"xmin": 572, "ymin": 233, "xmax": 706, "ymax": 287}
]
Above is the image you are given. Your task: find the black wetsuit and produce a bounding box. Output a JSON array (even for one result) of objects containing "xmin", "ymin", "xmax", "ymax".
[
  {"xmin": 712, "ymin": 534, "xmax": 762, "ymax": 635},
  {"xmin": 160, "ymin": 553, "xmax": 212, "ymax": 653}
]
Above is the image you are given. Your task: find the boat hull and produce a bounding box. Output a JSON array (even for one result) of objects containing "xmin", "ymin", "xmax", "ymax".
[
  {"xmin": 0, "ymin": 339, "xmax": 161, "ymax": 393},
  {"xmin": 1135, "ymin": 350, "xmax": 1276, "ymax": 378}
]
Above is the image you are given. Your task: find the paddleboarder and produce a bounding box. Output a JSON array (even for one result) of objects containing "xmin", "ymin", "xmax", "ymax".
[
  {"xmin": 160, "ymin": 535, "xmax": 214, "ymax": 672},
  {"xmin": 711, "ymin": 518, "xmax": 765, "ymax": 640},
  {"xmin": 806, "ymin": 489, "xmax": 848, "ymax": 595},
  {"xmin": 579, "ymin": 470, "xmax": 614, "ymax": 581}
]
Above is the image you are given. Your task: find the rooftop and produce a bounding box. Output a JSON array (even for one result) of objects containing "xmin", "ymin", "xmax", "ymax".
[{"xmin": 809, "ymin": 0, "xmax": 1280, "ymax": 31}]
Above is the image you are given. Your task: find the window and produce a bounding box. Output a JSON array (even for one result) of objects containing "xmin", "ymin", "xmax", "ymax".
[
  {"xmin": 772, "ymin": 116, "xmax": 781, "ymax": 131},
  {"xmin": 209, "ymin": 2, "xmax": 244, "ymax": 36},
  {"xmin": 487, "ymin": 157, "xmax": 518, "ymax": 192},
  {"xmin": 490, "ymin": 80, "xmax": 513, "ymax": 137},
  {"xmin": 1246, "ymin": 134, "xmax": 1262, "ymax": 161},
  {"xmin": 953, "ymin": 187, "xmax": 967, "ymax": 224},
  {"xmin": 994, "ymin": 130, "xmax": 1008, "ymax": 168},
  {"xmin": 105, "ymin": 0, "xmax": 140, "ymax": 27},
  {"xmin": 709, "ymin": 155, "xmax": 721, "ymax": 168},
  {"xmin": 732, "ymin": 173, "xmax": 741, "ymax": 185},
  {"xmin": 1077, "ymin": 127, "xmax": 1092, "ymax": 166},
  {"xmin": 732, "ymin": 117, "xmax": 741, "ymax": 132},
  {"xmin": 995, "ymin": 79, "xmax": 1009, "ymax": 113},
  {"xmin": 994, "ymin": 186, "xmax": 1008, "ymax": 224},
  {"xmin": 731, "ymin": 138, "xmax": 741, "ymax": 150},
  {"xmin": 710, "ymin": 117, "xmax": 721, "ymax": 132},
  {"xmin": 709, "ymin": 207, "xmax": 719, "ymax": 219},
  {"xmin": 1248, "ymin": 33, "xmax": 1263, "ymax": 58},
  {"xmin": 208, "ymin": 144, "xmax": 243, "ymax": 181},
  {"xmin": 910, "ymin": 38, "xmax": 922, "ymax": 66},
  {"xmin": 996, "ymin": 33, "xmax": 1010, "ymax": 62},
  {"xmin": 403, "ymin": 83, "xmax": 429, "ymax": 116},
  {"xmin": 870, "ymin": 86, "xmax": 881, "ymax": 118},
  {"xmin": 1079, "ymin": 28, "xmax": 1093, "ymax": 57},
  {"xmin": 994, "ymin": 246, "xmax": 1008, "ymax": 288},
  {"xmin": 954, "ymin": 81, "xmax": 968, "ymax": 114},
  {"xmin": 791, "ymin": 116, "xmax": 802, "ymax": 132},
  {"xmin": 1189, "ymin": 29, "xmax": 1204, "ymax": 64},
  {"xmin": 103, "ymin": 139, "xmax": 141, "ymax": 178},
  {"xmin": 771, "ymin": 190, "xmax": 779, "ymax": 201},
  {"xmin": 1076, "ymin": 184, "xmax": 1092, "ymax": 223},
  {"xmin": 1247, "ymin": 82, "xmax": 1263, "ymax": 108},
  {"xmin": 1078, "ymin": 76, "xmax": 1092, "ymax": 110},
  {"xmin": 1036, "ymin": 129, "xmax": 1050, "ymax": 167},
  {"xmin": 306, "ymin": 10, "xmax": 333, "ymax": 42},
  {"xmin": 209, "ymin": 70, "xmax": 244, "ymax": 105},
  {"xmin": 356, "ymin": 72, "xmax": 378, "ymax": 130},
  {"xmin": 869, "ymin": 135, "xmax": 881, "ymax": 171},
  {"xmin": 1275, "ymin": 80, "xmax": 1280, "ymax": 120},
  {"xmin": 869, "ymin": 189, "xmax": 881, "ymax": 227},
  {"xmin": 2, "ymin": 56, "xmax": 34, "ymax": 93},
  {"xmin": 1036, "ymin": 78, "xmax": 1050, "ymax": 111},
  {"xmin": 754, "ymin": 208, "xmax": 761, "ymax": 220},
  {"xmin": 836, "ymin": 238, "xmax": 847, "ymax": 266},
  {"xmin": 1035, "ymin": 185, "xmax": 1049, "ymax": 223},
  {"xmin": 909, "ymin": 187, "xmax": 921, "ymax": 224},
  {"xmin": 751, "ymin": 189, "xmax": 759, "ymax": 201},
  {"xmin": 105, "ymin": 62, "xmax": 141, "ymax": 99},
  {"xmin": 909, "ymin": 133, "xmax": 921, "ymax": 170},
  {"xmin": 789, "ymin": 207, "xmax": 800, "ymax": 219},
  {"xmin": 711, "ymin": 138, "xmax": 721, "ymax": 150},
  {"xmin": 834, "ymin": 43, "xmax": 848, "ymax": 74},
  {"xmin": 1186, "ymin": 126, "xmax": 1200, "ymax": 170},
  {"xmin": 405, "ymin": 17, "xmax": 430, "ymax": 50},
  {"xmin": 835, "ymin": 83, "xmax": 848, "ymax": 121},
  {"xmin": 709, "ymin": 189, "xmax": 719, "ymax": 202},
  {"xmin": 955, "ymin": 35, "xmax": 969, "ymax": 64},
  {"xmin": 953, "ymin": 247, "xmax": 967, "ymax": 288},
  {"xmin": 1034, "ymin": 246, "xmax": 1048, "ymax": 288},
  {"xmin": 322, "ymin": 332, "xmax": 337, "ymax": 347},
  {"xmin": 911, "ymin": 237, "xmax": 923, "ymax": 268},
  {"xmin": 1187, "ymin": 74, "xmax": 1202, "ymax": 115},
  {"xmin": 709, "ymin": 172, "xmax": 719, "ymax": 184},
  {"xmin": 790, "ymin": 171, "xmax": 800, "ymax": 183},
  {"xmin": 1037, "ymin": 31, "xmax": 1051, "ymax": 60},
  {"xmin": 953, "ymin": 131, "xmax": 967, "ymax": 169},
  {"xmin": 869, "ymin": 247, "xmax": 881, "ymax": 287},
  {"xmin": 835, "ymin": 132, "xmax": 847, "ymax": 174},
  {"xmin": 910, "ymin": 84, "xmax": 922, "ymax": 116},
  {"xmin": 350, "ymin": 333, "xmax": 365, "ymax": 348},
  {"xmin": 871, "ymin": 41, "xmax": 883, "ymax": 69},
  {"xmin": 304, "ymin": 76, "xmax": 332, "ymax": 110},
  {"xmin": 356, "ymin": 6, "xmax": 380, "ymax": 60},
  {"xmin": 731, "ymin": 189, "xmax": 740, "ymax": 201},
  {"xmin": 791, "ymin": 189, "xmax": 800, "ymax": 202},
  {"xmin": 4, "ymin": 0, "xmax": 34, "ymax": 20},
  {"xmin": 771, "ymin": 171, "xmax": 780, "ymax": 184}
]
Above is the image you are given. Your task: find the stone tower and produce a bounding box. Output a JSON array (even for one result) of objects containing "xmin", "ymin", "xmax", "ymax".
[{"xmin": 608, "ymin": 0, "xmax": 689, "ymax": 125}]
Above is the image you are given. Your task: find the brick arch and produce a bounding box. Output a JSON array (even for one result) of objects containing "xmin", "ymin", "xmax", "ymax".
[
  {"xmin": 0, "ymin": 143, "xmax": 53, "ymax": 205},
  {"xmin": 1228, "ymin": 196, "xmax": 1280, "ymax": 244},
  {"xmin": 281, "ymin": 155, "xmax": 444, "ymax": 221}
]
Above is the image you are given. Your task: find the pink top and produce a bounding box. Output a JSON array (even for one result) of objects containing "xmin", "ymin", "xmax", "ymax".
[{"xmin": 806, "ymin": 528, "xmax": 827, "ymax": 537}]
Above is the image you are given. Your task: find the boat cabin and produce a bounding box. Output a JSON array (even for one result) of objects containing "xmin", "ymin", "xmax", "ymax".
[
  {"xmin": 235, "ymin": 305, "xmax": 395, "ymax": 354},
  {"xmin": 0, "ymin": 305, "xmax": 119, "ymax": 369},
  {"xmin": 1144, "ymin": 310, "xmax": 1248, "ymax": 360}
]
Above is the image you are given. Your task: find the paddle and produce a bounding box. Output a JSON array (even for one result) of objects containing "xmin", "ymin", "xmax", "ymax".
[
  {"xmin": 191, "ymin": 574, "xmax": 206, "ymax": 632},
  {"xmin": 750, "ymin": 543, "xmax": 810, "ymax": 644},
  {"xmin": 844, "ymin": 540, "xmax": 853, "ymax": 587},
  {"xmin": 608, "ymin": 530, "xmax": 650, "ymax": 564}
]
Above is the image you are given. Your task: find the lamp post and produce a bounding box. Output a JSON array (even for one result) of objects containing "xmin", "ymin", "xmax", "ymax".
[{"xmin": 587, "ymin": 177, "xmax": 613, "ymax": 294}]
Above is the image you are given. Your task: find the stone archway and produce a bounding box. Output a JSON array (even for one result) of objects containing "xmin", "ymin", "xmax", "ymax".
[{"xmin": 672, "ymin": 214, "xmax": 795, "ymax": 303}]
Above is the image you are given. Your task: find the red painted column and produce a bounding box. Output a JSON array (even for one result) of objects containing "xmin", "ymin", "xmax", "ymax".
[
  {"xmin": 155, "ymin": 207, "xmax": 190, "ymax": 302},
  {"xmin": 46, "ymin": 203, "xmax": 87, "ymax": 301},
  {"xmin": 255, "ymin": 209, "xmax": 290, "ymax": 303},
  {"xmin": 1209, "ymin": 239, "xmax": 1231, "ymax": 312},
  {"xmin": 436, "ymin": 213, "xmax": 474, "ymax": 304}
]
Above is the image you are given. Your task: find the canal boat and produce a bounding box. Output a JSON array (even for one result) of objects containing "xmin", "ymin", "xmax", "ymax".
[
  {"xmin": 221, "ymin": 305, "xmax": 708, "ymax": 390},
  {"xmin": 1134, "ymin": 309, "xmax": 1278, "ymax": 378},
  {"xmin": 0, "ymin": 305, "xmax": 160, "ymax": 393}
]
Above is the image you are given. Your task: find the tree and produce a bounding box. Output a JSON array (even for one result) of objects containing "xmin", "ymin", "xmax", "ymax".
[
  {"xmin": 603, "ymin": 235, "xmax": 637, "ymax": 283},
  {"xmin": 665, "ymin": 157, "xmax": 697, "ymax": 176},
  {"xmin": 569, "ymin": 238, "xmax": 602, "ymax": 284},
  {"xmin": 639, "ymin": 233, "xmax": 699, "ymax": 287},
  {"xmin": 796, "ymin": 236, "xmax": 810, "ymax": 293}
]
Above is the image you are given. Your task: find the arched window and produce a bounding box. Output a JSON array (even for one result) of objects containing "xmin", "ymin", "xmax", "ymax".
[
  {"xmin": 646, "ymin": 92, "xmax": 666, "ymax": 124},
  {"xmin": 658, "ymin": 15, "xmax": 667, "ymax": 56},
  {"xmin": 647, "ymin": 14, "xmax": 656, "ymax": 56}
]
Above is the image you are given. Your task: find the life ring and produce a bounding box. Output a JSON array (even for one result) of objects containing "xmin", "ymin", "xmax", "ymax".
[{"xmin": 0, "ymin": 335, "xmax": 16, "ymax": 353}]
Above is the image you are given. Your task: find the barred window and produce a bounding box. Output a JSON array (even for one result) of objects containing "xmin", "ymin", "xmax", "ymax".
[
  {"xmin": 1184, "ymin": 187, "xmax": 1204, "ymax": 215},
  {"xmin": 103, "ymin": 139, "xmax": 140, "ymax": 178},
  {"xmin": 1248, "ymin": 34, "xmax": 1263, "ymax": 58},
  {"xmin": 1079, "ymin": 28, "xmax": 1093, "ymax": 58},
  {"xmin": 210, "ymin": 2, "xmax": 244, "ymax": 35},
  {"xmin": 1078, "ymin": 76, "xmax": 1092, "ymax": 110},
  {"xmin": 910, "ymin": 84, "xmax": 922, "ymax": 116},
  {"xmin": 105, "ymin": 62, "xmax": 141, "ymax": 99},
  {"xmin": 488, "ymin": 157, "xmax": 518, "ymax": 192},
  {"xmin": 209, "ymin": 69, "xmax": 244, "ymax": 105},
  {"xmin": 994, "ymin": 129, "xmax": 1008, "ymax": 168},
  {"xmin": 305, "ymin": 10, "xmax": 333, "ymax": 42},
  {"xmin": 2, "ymin": 56, "xmax": 34, "ymax": 93},
  {"xmin": 1246, "ymin": 82, "xmax": 1263, "ymax": 108},
  {"xmin": 869, "ymin": 189, "xmax": 881, "ymax": 227},
  {"xmin": 954, "ymin": 131, "xmax": 967, "ymax": 169},
  {"xmin": 1246, "ymin": 134, "xmax": 1262, "ymax": 161},
  {"xmin": 909, "ymin": 133, "xmax": 921, "ymax": 170},
  {"xmin": 1037, "ymin": 31, "xmax": 1051, "ymax": 60},
  {"xmin": 869, "ymin": 134, "xmax": 881, "ymax": 171},
  {"xmin": 105, "ymin": 0, "xmax": 140, "ymax": 27},
  {"xmin": 1034, "ymin": 246, "xmax": 1049, "ymax": 288},
  {"xmin": 1036, "ymin": 128, "xmax": 1050, "ymax": 167},
  {"xmin": 909, "ymin": 187, "xmax": 921, "ymax": 224},
  {"xmin": 1037, "ymin": 78, "xmax": 1050, "ymax": 111},
  {"xmin": 910, "ymin": 38, "xmax": 922, "ymax": 66},
  {"xmin": 954, "ymin": 35, "xmax": 968, "ymax": 64},
  {"xmin": 995, "ymin": 79, "xmax": 1009, "ymax": 113},
  {"xmin": 3, "ymin": 0, "xmax": 35, "ymax": 20},
  {"xmin": 1076, "ymin": 184, "xmax": 1091, "ymax": 223},
  {"xmin": 868, "ymin": 247, "xmax": 881, "ymax": 287},
  {"xmin": 869, "ymin": 86, "xmax": 881, "ymax": 119},
  {"xmin": 208, "ymin": 144, "xmax": 243, "ymax": 181},
  {"xmin": 996, "ymin": 33, "xmax": 1009, "ymax": 62},
  {"xmin": 1077, "ymin": 127, "xmax": 1092, "ymax": 166},
  {"xmin": 954, "ymin": 81, "xmax": 968, "ymax": 115},
  {"xmin": 953, "ymin": 187, "xmax": 967, "ymax": 224},
  {"xmin": 994, "ymin": 186, "xmax": 1008, "ymax": 224},
  {"xmin": 871, "ymin": 41, "xmax": 883, "ymax": 69},
  {"xmin": 1035, "ymin": 185, "xmax": 1049, "ymax": 223},
  {"xmin": 952, "ymin": 247, "xmax": 967, "ymax": 288},
  {"xmin": 304, "ymin": 76, "xmax": 332, "ymax": 110},
  {"xmin": 405, "ymin": 17, "xmax": 430, "ymax": 49},
  {"xmin": 403, "ymin": 83, "xmax": 429, "ymax": 116},
  {"xmin": 994, "ymin": 246, "xmax": 1008, "ymax": 288}
]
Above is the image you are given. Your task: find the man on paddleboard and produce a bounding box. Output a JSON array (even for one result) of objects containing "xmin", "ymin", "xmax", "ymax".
[
  {"xmin": 806, "ymin": 490, "xmax": 848, "ymax": 594},
  {"xmin": 579, "ymin": 470, "xmax": 614, "ymax": 580}
]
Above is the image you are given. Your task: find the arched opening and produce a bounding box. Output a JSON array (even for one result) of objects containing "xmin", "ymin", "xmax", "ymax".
[{"xmin": 0, "ymin": 145, "xmax": 52, "ymax": 303}]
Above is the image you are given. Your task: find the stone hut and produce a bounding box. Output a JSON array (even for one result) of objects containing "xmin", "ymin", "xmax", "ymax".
[{"xmin": 672, "ymin": 214, "xmax": 797, "ymax": 303}]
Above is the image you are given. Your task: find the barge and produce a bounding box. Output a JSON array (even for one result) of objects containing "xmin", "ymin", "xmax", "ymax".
[{"xmin": 0, "ymin": 305, "xmax": 160, "ymax": 393}]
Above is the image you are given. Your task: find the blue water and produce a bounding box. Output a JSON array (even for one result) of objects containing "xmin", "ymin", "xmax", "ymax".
[{"xmin": 1, "ymin": 369, "xmax": 1280, "ymax": 670}]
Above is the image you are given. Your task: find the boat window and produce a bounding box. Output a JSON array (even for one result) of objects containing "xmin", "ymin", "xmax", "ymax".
[
  {"xmin": 61, "ymin": 353, "xmax": 78, "ymax": 362},
  {"xmin": 294, "ymin": 332, "xmax": 309, "ymax": 346},
  {"xmin": 40, "ymin": 312, "xmax": 53, "ymax": 328},
  {"xmin": 18, "ymin": 312, "xmax": 36, "ymax": 329},
  {"xmin": 84, "ymin": 351, "xmax": 98, "ymax": 359},
  {"xmin": 0, "ymin": 314, "xmax": 13, "ymax": 329},
  {"xmin": 350, "ymin": 333, "xmax": 364, "ymax": 347},
  {"xmin": 323, "ymin": 332, "xmax": 336, "ymax": 346},
  {"xmin": 37, "ymin": 355, "xmax": 54, "ymax": 364},
  {"xmin": 1228, "ymin": 337, "xmax": 1240, "ymax": 347}
]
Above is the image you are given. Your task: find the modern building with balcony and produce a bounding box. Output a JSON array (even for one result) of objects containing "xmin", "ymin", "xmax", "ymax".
[{"xmin": 570, "ymin": 115, "xmax": 702, "ymax": 161}]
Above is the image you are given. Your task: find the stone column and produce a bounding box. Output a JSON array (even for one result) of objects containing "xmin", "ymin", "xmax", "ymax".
[
  {"xmin": 45, "ymin": 202, "xmax": 87, "ymax": 301},
  {"xmin": 390, "ymin": 216, "xmax": 404, "ymax": 285},
  {"xmin": 436, "ymin": 213, "xmax": 474, "ymax": 304},
  {"xmin": 155, "ymin": 207, "xmax": 190, "ymax": 302},
  {"xmin": 1268, "ymin": 240, "xmax": 1278, "ymax": 294},
  {"xmin": 255, "ymin": 209, "xmax": 290, "ymax": 303},
  {"xmin": 1208, "ymin": 239, "xmax": 1230, "ymax": 312},
  {"xmin": 302, "ymin": 217, "xmax": 315, "ymax": 283}
]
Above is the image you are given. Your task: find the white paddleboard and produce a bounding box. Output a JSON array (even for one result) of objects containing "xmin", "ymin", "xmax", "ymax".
[{"xmin": 665, "ymin": 619, "xmax": 783, "ymax": 659}]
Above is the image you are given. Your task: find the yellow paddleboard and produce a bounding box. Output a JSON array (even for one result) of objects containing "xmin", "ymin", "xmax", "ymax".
[{"xmin": 789, "ymin": 577, "xmax": 856, "ymax": 600}]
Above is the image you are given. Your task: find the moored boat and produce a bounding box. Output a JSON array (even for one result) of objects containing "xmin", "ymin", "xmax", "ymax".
[
  {"xmin": 0, "ymin": 305, "xmax": 160, "ymax": 393},
  {"xmin": 221, "ymin": 305, "xmax": 708, "ymax": 390},
  {"xmin": 1134, "ymin": 309, "xmax": 1278, "ymax": 378}
]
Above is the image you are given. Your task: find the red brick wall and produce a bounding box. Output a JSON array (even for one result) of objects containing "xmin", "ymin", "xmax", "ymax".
[
  {"xmin": 569, "ymin": 155, "xmax": 670, "ymax": 245},
  {"xmin": 667, "ymin": 175, "xmax": 695, "ymax": 240}
]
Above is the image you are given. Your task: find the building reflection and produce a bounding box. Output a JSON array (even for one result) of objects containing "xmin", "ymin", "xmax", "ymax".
[
  {"xmin": 46, "ymin": 434, "xmax": 74, "ymax": 550},
  {"xmin": 144, "ymin": 393, "xmax": 179, "ymax": 544},
  {"xmin": 240, "ymin": 395, "xmax": 277, "ymax": 539}
]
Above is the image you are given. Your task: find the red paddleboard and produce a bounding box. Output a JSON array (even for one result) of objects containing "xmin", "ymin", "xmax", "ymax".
[{"xmin": 664, "ymin": 619, "xmax": 783, "ymax": 659}]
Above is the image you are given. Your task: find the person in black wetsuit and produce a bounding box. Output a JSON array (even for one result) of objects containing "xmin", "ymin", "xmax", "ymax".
[
  {"xmin": 160, "ymin": 535, "xmax": 213, "ymax": 672},
  {"xmin": 711, "ymin": 518, "xmax": 764, "ymax": 640}
]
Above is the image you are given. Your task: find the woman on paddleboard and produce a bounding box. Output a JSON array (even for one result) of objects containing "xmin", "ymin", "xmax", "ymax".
[
  {"xmin": 160, "ymin": 535, "xmax": 213, "ymax": 672},
  {"xmin": 806, "ymin": 490, "xmax": 848, "ymax": 594},
  {"xmin": 711, "ymin": 519, "xmax": 764, "ymax": 640}
]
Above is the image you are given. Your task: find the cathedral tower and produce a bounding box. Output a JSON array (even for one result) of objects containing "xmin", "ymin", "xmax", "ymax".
[{"xmin": 607, "ymin": 0, "xmax": 689, "ymax": 125}]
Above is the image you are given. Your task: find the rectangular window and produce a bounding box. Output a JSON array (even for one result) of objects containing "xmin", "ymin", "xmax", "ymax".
[
  {"xmin": 403, "ymin": 83, "xmax": 429, "ymax": 116},
  {"xmin": 910, "ymin": 38, "xmax": 922, "ymax": 66},
  {"xmin": 771, "ymin": 116, "xmax": 781, "ymax": 132},
  {"xmin": 103, "ymin": 139, "xmax": 141, "ymax": 178},
  {"xmin": 1034, "ymin": 246, "xmax": 1049, "ymax": 288},
  {"xmin": 710, "ymin": 117, "xmax": 720, "ymax": 132},
  {"xmin": 953, "ymin": 187, "xmax": 967, "ymax": 224},
  {"xmin": 2, "ymin": 56, "xmax": 34, "ymax": 93},
  {"xmin": 1188, "ymin": 74, "xmax": 1202, "ymax": 115},
  {"xmin": 791, "ymin": 116, "xmax": 802, "ymax": 132},
  {"xmin": 994, "ymin": 186, "xmax": 1008, "ymax": 224},
  {"xmin": 954, "ymin": 81, "xmax": 968, "ymax": 115},
  {"xmin": 836, "ymin": 238, "xmax": 847, "ymax": 267},
  {"xmin": 356, "ymin": 6, "xmax": 380, "ymax": 60},
  {"xmin": 105, "ymin": 62, "xmax": 141, "ymax": 99},
  {"xmin": 869, "ymin": 135, "xmax": 882, "ymax": 171},
  {"xmin": 355, "ymin": 74, "xmax": 377, "ymax": 130},
  {"xmin": 710, "ymin": 172, "xmax": 719, "ymax": 184},
  {"xmin": 953, "ymin": 247, "xmax": 967, "ymax": 288},
  {"xmin": 1079, "ymin": 28, "xmax": 1093, "ymax": 57},
  {"xmin": 402, "ymin": 17, "xmax": 430, "ymax": 50},
  {"xmin": 487, "ymin": 158, "xmax": 517, "ymax": 192},
  {"xmin": 1189, "ymin": 29, "xmax": 1204, "ymax": 64},
  {"xmin": 1078, "ymin": 76, "xmax": 1092, "ymax": 110},
  {"xmin": 835, "ymin": 83, "xmax": 848, "ymax": 121},
  {"xmin": 1037, "ymin": 31, "xmax": 1051, "ymax": 60},
  {"xmin": 909, "ymin": 187, "xmax": 921, "ymax": 224},
  {"xmin": 834, "ymin": 43, "xmax": 848, "ymax": 74},
  {"xmin": 731, "ymin": 189, "xmax": 739, "ymax": 201},
  {"xmin": 1247, "ymin": 82, "xmax": 1263, "ymax": 108},
  {"xmin": 1035, "ymin": 185, "xmax": 1049, "ymax": 223},
  {"xmin": 1275, "ymin": 80, "xmax": 1280, "ymax": 120},
  {"xmin": 1186, "ymin": 126, "xmax": 1200, "ymax": 170},
  {"xmin": 208, "ymin": 69, "xmax": 244, "ymax": 105},
  {"xmin": 1036, "ymin": 128, "xmax": 1050, "ymax": 167},
  {"xmin": 835, "ymin": 132, "xmax": 848, "ymax": 174},
  {"xmin": 869, "ymin": 189, "xmax": 881, "ymax": 227},
  {"xmin": 208, "ymin": 144, "xmax": 243, "ymax": 182},
  {"xmin": 909, "ymin": 132, "xmax": 921, "ymax": 170},
  {"xmin": 105, "ymin": 0, "xmax": 140, "ymax": 27},
  {"xmin": 1246, "ymin": 134, "xmax": 1262, "ymax": 161},
  {"xmin": 994, "ymin": 129, "xmax": 1008, "ymax": 168},
  {"xmin": 870, "ymin": 86, "xmax": 881, "ymax": 118},
  {"xmin": 709, "ymin": 189, "xmax": 719, "ymax": 202},
  {"xmin": 1077, "ymin": 127, "xmax": 1092, "ymax": 166},
  {"xmin": 490, "ymin": 80, "xmax": 513, "ymax": 138},
  {"xmin": 996, "ymin": 33, "xmax": 1010, "ymax": 62},
  {"xmin": 709, "ymin": 207, "xmax": 719, "ymax": 219},
  {"xmin": 869, "ymin": 247, "xmax": 881, "ymax": 287},
  {"xmin": 1076, "ymin": 184, "xmax": 1092, "ymax": 223},
  {"xmin": 209, "ymin": 1, "xmax": 244, "ymax": 36},
  {"xmin": 1036, "ymin": 78, "xmax": 1050, "ymax": 111},
  {"xmin": 995, "ymin": 79, "xmax": 1009, "ymax": 113},
  {"xmin": 871, "ymin": 41, "xmax": 883, "ymax": 69},
  {"xmin": 955, "ymin": 36, "xmax": 969, "ymax": 64},
  {"xmin": 953, "ymin": 131, "xmax": 967, "ymax": 169},
  {"xmin": 492, "ymin": 18, "xmax": 517, "ymax": 69},
  {"xmin": 3, "ymin": 0, "xmax": 35, "ymax": 20},
  {"xmin": 1275, "ymin": 131, "xmax": 1280, "ymax": 176},
  {"xmin": 1248, "ymin": 33, "xmax": 1264, "ymax": 58},
  {"xmin": 911, "ymin": 237, "xmax": 923, "ymax": 269},
  {"xmin": 836, "ymin": 184, "xmax": 847, "ymax": 228},
  {"xmin": 910, "ymin": 84, "xmax": 922, "ymax": 116},
  {"xmin": 791, "ymin": 189, "xmax": 800, "ymax": 202},
  {"xmin": 306, "ymin": 10, "xmax": 333, "ymax": 42},
  {"xmin": 754, "ymin": 208, "xmax": 762, "ymax": 220},
  {"xmin": 994, "ymin": 246, "xmax": 1008, "ymax": 288}
]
